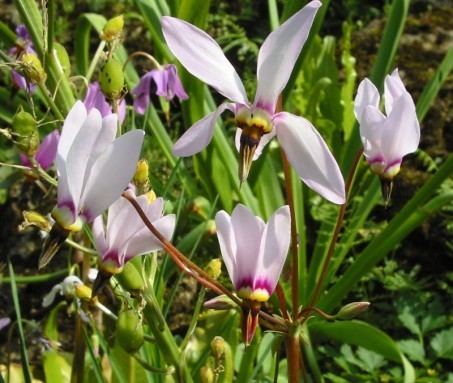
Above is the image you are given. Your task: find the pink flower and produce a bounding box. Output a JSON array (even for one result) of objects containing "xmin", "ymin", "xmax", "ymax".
[
  {"xmin": 20, "ymin": 130, "xmax": 60, "ymax": 170},
  {"xmin": 83, "ymin": 82, "xmax": 126, "ymax": 124},
  {"xmin": 9, "ymin": 25, "xmax": 36, "ymax": 92},
  {"xmin": 354, "ymin": 69, "xmax": 420, "ymax": 180},
  {"xmin": 161, "ymin": 1, "xmax": 345, "ymax": 204},
  {"xmin": 132, "ymin": 64, "xmax": 188, "ymax": 114}
]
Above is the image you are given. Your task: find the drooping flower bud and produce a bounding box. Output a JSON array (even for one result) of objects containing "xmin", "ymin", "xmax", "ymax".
[
  {"xmin": 335, "ymin": 301, "xmax": 370, "ymax": 320},
  {"xmin": 116, "ymin": 308, "xmax": 144, "ymax": 353},
  {"xmin": 205, "ymin": 259, "xmax": 222, "ymax": 280},
  {"xmin": 53, "ymin": 42, "xmax": 71, "ymax": 77},
  {"xmin": 203, "ymin": 295, "xmax": 236, "ymax": 311},
  {"xmin": 102, "ymin": 15, "xmax": 124, "ymax": 42},
  {"xmin": 20, "ymin": 52, "xmax": 46, "ymax": 84},
  {"xmin": 12, "ymin": 106, "xmax": 39, "ymax": 156},
  {"xmin": 100, "ymin": 58, "xmax": 124, "ymax": 99}
]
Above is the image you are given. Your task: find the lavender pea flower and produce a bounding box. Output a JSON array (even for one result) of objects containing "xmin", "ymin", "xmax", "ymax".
[
  {"xmin": 83, "ymin": 82, "xmax": 126, "ymax": 124},
  {"xmin": 20, "ymin": 130, "xmax": 60, "ymax": 170}
]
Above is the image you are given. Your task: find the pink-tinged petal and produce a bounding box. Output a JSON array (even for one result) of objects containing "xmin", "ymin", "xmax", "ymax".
[
  {"xmin": 79, "ymin": 130, "xmax": 144, "ymax": 222},
  {"xmin": 117, "ymin": 99, "xmax": 127, "ymax": 124},
  {"xmin": 58, "ymin": 101, "xmax": 88, "ymax": 161},
  {"xmin": 92, "ymin": 215, "xmax": 107, "ymax": 255},
  {"xmin": 257, "ymin": 205, "xmax": 291, "ymax": 293},
  {"xmin": 381, "ymin": 92, "xmax": 420, "ymax": 162},
  {"xmin": 354, "ymin": 78, "xmax": 380, "ymax": 123},
  {"xmin": 359, "ymin": 106, "xmax": 386, "ymax": 161},
  {"xmin": 254, "ymin": 0, "xmax": 321, "ymax": 113},
  {"xmin": 83, "ymin": 82, "xmax": 112, "ymax": 117},
  {"xmin": 384, "ymin": 68, "xmax": 407, "ymax": 116},
  {"xmin": 64, "ymin": 109, "xmax": 103, "ymax": 206},
  {"xmin": 35, "ymin": 130, "xmax": 60, "ymax": 169},
  {"xmin": 161, "ymin": 16, "xmax": 248, "ymax": 104},
  {"xmin": 231, "ymin": 204, "xmax": 265, "ymax": 288},
  {"xmin": 124, "ymin": 214, "xmax": 176, "ymax": 260},
  {"xmin": 215, "ymin": 210, "xmax": 238, "ymax": 286},
  {"xmin": 275, "ymin": 112, "xmax": 345, "ymax": 204},
  {"xmin": 234, "ymin": 128, "xmax": 276, "ymax": 160},
  {"xmin": 139, "ymin": 196, "xmax": 164, "ymax": 222},
  {"xmin": 105, "ymin": 197, "xmax": 134, "ymax": 252},
  {"xmin": 173, "ymin": 103, "xmax": 232, "ymax": 157},
  {"xmin": 132, "ymin": 72, "xmax": 153, "ymax": 114}
]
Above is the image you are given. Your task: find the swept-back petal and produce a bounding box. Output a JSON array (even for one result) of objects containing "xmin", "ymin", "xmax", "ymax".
[
  {"xmin": 35, "ymin": 130, "xmax": 60, "ymax": 170},
  {"xmin": 161, "ymin": 16, "xmax": 248, "ymax": 104},
  {"xmin": 257, "ymin": 205, "xmax": 291, "ymax": 293},
  {"xmin": 92, "ymin": 215, "xmax": 107, "ymax": 255},
  {"xmin": 381, "ymin": 92, "xmax": 420, "ymax": 162},
  {"xmin": 79, "ymin": 130, "xmax": 144, "ymax": 222},
  {"xmin": 173, "ymin": 103, "xmax": 232, "ymax": 157},
  {"xmin": 354, "ymin": 78, "xmax": 380, "ymax": 123},
  {"xmin": 275, "ymin": 112, "xmax": 345, "ymax": 204},
  {"xmin": 359, "ymin": 105, "xmax": 386, "ymax": 160},
  {"xmin": 215, "ymin": 210, "xmax": 237, "ymax": 286},
  {"xmin": 58, "ymin": 101, "xmax": 87, "ymax": 160},
  {"xmin": 254, "ymin": 1, "xmax": 321, "ymax": 113},
  {"xmin": 384, "ymin": 68, "xmax": 407, "ymax": 116}
]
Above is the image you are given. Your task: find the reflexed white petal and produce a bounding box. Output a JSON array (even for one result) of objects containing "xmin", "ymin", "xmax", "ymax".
[
  {"xmin": 86, "ymin": 113, "xmax": 118, "ymax": 172},
  {"xmin": 79, "ymin": 130, "xmax": 144, "ymax": 222},
  {"xmin": 384, "ymin": 68, "xmax": 407, "ymax": 115},
  {"xmin": 58, "ymin": 101, "xmax": 87, "ymax": 160},
  {"xmin": 92, "ymin": 215, "xmax": 107, "ymax": 255},
  {"xmin": 275, "ymin": 112, "xmax": 345, "ymax": 204},
  {"xmin": 173, "ymin": 103, "xmax": 232, "ymax": 157},
  {"xmin": 161, "ymin": 16, "xmax": 248, "ymax": 104},
  {"xmin": 359, "ymin": 105, "xmax": 386, "ymax": 160},
  {"xmin": 42, "ymin": 284, "xmax": 63, "ymax": 307},
  {"xmin": 215, "ymin": 210, "xmax": 237, "ymax": 286},
  {"xmin": 231, "ymin": 204, "xmax": 264, "ymax": 283},
  {"xmin": 257, "ymin": 205, "xmax": 291, "ymax": 293},
  {"xmin": 254, "ymin": 1, "xmax": 321, "ymax": 113},
  {"xmin": 354, "ymin": 78, "xmax": 380, "ymax": 123},
  {"xmin": 381, "ymin": 92, "xmax": 420, "ymax": 162},
  {"xmin": 234, "ymin": 128, "xmax": 276, "ymax": 160}
]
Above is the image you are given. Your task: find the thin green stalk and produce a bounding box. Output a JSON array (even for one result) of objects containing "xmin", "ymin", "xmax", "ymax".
[
  {"xmin": 7, "ymin": 260, "xmax": 32, "ymax": 383},
  {"xmin": 47, "ymin": 0, "xmax": 56, "ymax": 54},
  {"xmin": 37, "ymin": 82, "xmax": 64, "ymax": 120},
  {"xmin": 180, "ymin": 288, "xmax": 206, "ymax": 350},
  {"xmin": 267, "ymin": 0, "xmax": 280, "ymax": 30},
  {"xmin": 0, "ymin": 269, "xmax": 67, "ymax": 284},
  {"xmin": 85, "ymin": 41, "xmax": 106, "ymax": 83}
]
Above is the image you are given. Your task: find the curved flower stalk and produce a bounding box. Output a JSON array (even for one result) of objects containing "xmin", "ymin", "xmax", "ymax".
[
  {"xmin": 83, "ymin": 82, "xmax": 126, "ymax": 124},
  {"xmin": 91, "ymin": 187, "xmax": 175, "ymax": 291},
  {"xmin": 132, "ymin": 64, "xmax": 188, "ymax": 114},
  {"xmin": 39, "ymin": 101, "xmax": 145, "ymax": 269},
  {"xmin": 161, "ymin": 1, "xmax": 345, "ymax": 204},
  {"xmin": 20, "ymin": 130, "xmax": 60, "ymax": 170},
  {"xmin": 215, "ymin": 204, "xmax": 291, "ymax": 343},
  {"xmin": 354, "ymin": 69, "xmax": 420, "ymax": 202}
]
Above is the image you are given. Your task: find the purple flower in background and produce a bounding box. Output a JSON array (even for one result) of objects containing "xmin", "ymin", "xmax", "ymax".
[
  {"xmin": 83, "ymin": 82, "xmax": 126, "ymax": 124},
  {"xmin": 354, "ymin": 69, "xmax": 420, "ymax": 180},
  {"xmin": 0, "ymin": 317, "xmax": 11, "ymax": 331},
  {"xmin": 9, "ymin": 24, "xmax": 36, "ymax": 92},
  {"xmin": 20, "ymin": 130, "xmax": 60, "ymax": 170},
  {"xmin": 132, "ymin": 64, "xmax": 188, "ymax": 114},
  {"xmin": 161, "ymin": 1, "xmax": 345, "ymax": 204}
]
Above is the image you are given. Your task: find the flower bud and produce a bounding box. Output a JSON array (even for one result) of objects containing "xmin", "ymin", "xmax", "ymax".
[
  {"xmin": 133, "ymin": 159, "xmax": 150, "ymax": 193},
  {"xmin": 54, "ymin": 42, "xmax": 71, "ymax": 77},
  {"xmin": 115, "ymin": 261, "xmax": 145, "ymax": 293},
  {"xmin": 335, "ymin": 302, "xmax": 370, "ymax": 320},
  {"xmin": 75, "ymin": 284, "xmax": 92, "ymax": 301},
  {"xmin": 102, "ymin": 15, "xmax": 124, "ymax": 42},
  {"xmin": 205, "ymin": 259, "xmax": 221, "ymax": 280},
  {"xmin": 190, "ymin": 196, "xmax": 211, "ymax": 219},
  {"xmin": 12, "ymin": 106, "xmax": 39, "ymax": 156},
  {"xmin": 200, "ymin": 365, "xmax": 214, "ymax": 383},
  {"xmin": 20, "ymin": 52, "xmax": 46, "ymax": 84},
  {"xmin": 116, "ymin": 309, "xmax": 144, "ymax": 353},
  {"xmin": 100, "ymin": 58, "xmax": 124, "ymax": 99},
  {"xmin": 211, "ymin": 336, "xmax": 225, "ymax": 358},
  {"xmin": 203, "ymin": 295, "xmax": 236, "ymax": 311}
]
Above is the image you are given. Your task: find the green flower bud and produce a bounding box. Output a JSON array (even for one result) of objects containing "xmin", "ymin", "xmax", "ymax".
[
  {"xmin": 200, "ymin": 365, "xmax": 214, "ymax": 383},
  {"xmin": 190, "ymin": 196, "xmax": 211, "ymax": 219},
  {"xmin": 205, "ymin": 259, "xmax": 222, "ymax": 280},
  {"xmin": 21, "ymin": 52, "xmax": 46, "ymax": 84},
  {"xmin": 115, "ymin": 261, "xmax": 145, "ymax": 293},
  {"xmin": 133, "ymin": 159, "xmax": 150, "ymax": 193},
  {"xmin": 102, "ymin": 15, "xmax": 124, "ymax": 42},
  {"xmin": 54, "ymin": 42, "xmax": 71, "ymax": 77},
  {"xmin": 335, "ymin": 302, "xmax": 370, "ymax": 320},
  {"xmin": 211, "ymin": 336, "xmax": 225, "ymax": 358},
  {"xmin": 100, "ymin": 58, "xmax": 124, "ymax": 99},
  {"xmin": 116, "ymin": 309, "xmax": 144, "ymax": 353},
  {"xmin": 12, "ymin": 107, "xmax": 39, "ymax": 156}
]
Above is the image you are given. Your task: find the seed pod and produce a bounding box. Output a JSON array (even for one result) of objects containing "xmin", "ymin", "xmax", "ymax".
[
  {"xmin": 21, "ymin": 52, "xmax": 46, "ymax": 84},
  {"xmin": 12, "ymin": 107, "xmax": 39, "ymax": 156},
  {"xmin": 116, "ymin": 308, "xmax": 144, "ymax": 353},
  {"xmin": 115, "ymin": 261, "xmax": 145, "ymax": 293},
  {"xmin": 335, "ymin": 302, "xmax": 370, "ymax": 320},
  {"xmin": 53, "ymin": 42, "xmax": 71, "ymax": 77},
  {"xmin": 100, "ymin": 58, "xmax": 124, "ymax": 99},
  {"xmin": 205, "ymin": 259, "xmax": 221, "ymax": 280},
  {"xmin": 102, "ymin": 15, "xmax": 124, "ymax": 42}
]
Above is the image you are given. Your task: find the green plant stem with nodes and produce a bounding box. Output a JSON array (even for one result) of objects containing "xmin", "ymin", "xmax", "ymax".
[{"xmin": 306, "ymin": 148, "xmax": 364, "ymax": 310}]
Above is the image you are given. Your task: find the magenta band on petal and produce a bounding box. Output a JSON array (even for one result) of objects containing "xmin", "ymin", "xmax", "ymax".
[
  {"xmin": 368, "ymin": 156, "xmax": 385, "ymax": 165},
  {"xmin": 102, "ymin": 250, "xmax": 122, "ymax": 268},
  {"xmin": 384, "ymin": 158, "xmax": 402, "ymax": 171},
  {"xmin": 254, "ymin": 100, "xmax": 274, "ymax": 115},
  {"xmin": 236, "ymin": 276, "xmax": 273, "ymax": 296}
]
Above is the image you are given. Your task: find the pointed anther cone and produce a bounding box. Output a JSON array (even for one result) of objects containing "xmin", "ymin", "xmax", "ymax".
[
  {"xmin": 91, "ymin": 269, "xmax": 113, "ymax": 298},
  {"xmin": 380, "ymin": 178, "xmax": 394, "ymax": 208},
  {"xmin": 238, "ymin": 127, "xmax": 263, "ymax": 183},
  {"xmin": 38, "ymin": 223, "xmax": 70, "ymax": 269},
  {"xmin": 241, "ymin": 300, "xmax": 261, "ymax": 345}
]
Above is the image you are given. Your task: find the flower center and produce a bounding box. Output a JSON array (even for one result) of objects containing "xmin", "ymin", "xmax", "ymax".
[{"xmin": 51, "ymin": 205, "xmax": 83, "ymax": 232}]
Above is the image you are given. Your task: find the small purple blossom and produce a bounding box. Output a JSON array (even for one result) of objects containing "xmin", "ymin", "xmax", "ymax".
[
  {"xmin": 9, "ymin": 24, "xmax": 36, "ymax": 92},
  {"xmin": 20, "ymin": 130, "xmax": 60, "ymax": 170},
  {"xmin": 83, "ymin": 82, "xmax": 126, "ymax": 124},
  {"xmin": 132, "ymin": 64, "xmax": 188, "ymax": 115}
]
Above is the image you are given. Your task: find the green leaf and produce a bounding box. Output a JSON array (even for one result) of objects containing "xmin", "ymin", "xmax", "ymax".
[
  {"xmin": 398, "ymin": 307, "xmax": 422, "ymax": 339},
  {"xmin": 430, "ymin": 328, "xmax": 453, "ymax": 360},
  {"xmin": 43, "ymin": 351, "xmax": 72, "ymax": 383},
  {"xmin": 44, "ymin": 301, "xmax": 67, "ymax": 342},
  {"xmin": 398, "ymin": 339, "xmax": 425, "ymax": 364}
]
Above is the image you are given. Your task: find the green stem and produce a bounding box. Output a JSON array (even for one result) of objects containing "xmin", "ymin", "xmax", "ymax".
[
  {"xmin": 47, "ymin": 0, "xmax": 56, "ymax": 54},
  {"xmin": 180, "ymin": 288, "xmax": 205, "ymax": 350},
  {"xmin": 133, "ymin": 354, "xmax": 173, "ymax": 374},
  {"xmin": 37, "ymin": 82, "xmax": 64, "ymax": 120},
  {"xmin": 0, "ymin": 268, "xmax": 67, "ymax": 284},
  {"xmin": 85, "ymin": 41, "xmax": 106, "ymax": 83}
]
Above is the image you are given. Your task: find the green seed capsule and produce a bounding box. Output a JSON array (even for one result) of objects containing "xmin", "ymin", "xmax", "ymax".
[
  {"xmin": 54, "ymin": 42, "xmax": 71, "ymax": 77},
  {"xmin": 99, "ymin": 58, "xmax": 124, "ymax": 99},
  {"xmin": 21, "ymin": 52, "xmax": 46, "ymax": 84},
  {"xmin": 102, "ymin": 15, "xmax": 124, "ymax": 42},
  {"xmin": 116, "ymin": 309, "xmax": 144, "ymax": 353},
  {"xmin": 115, "ymin": 261, "xmax": 145, "ymax": 293},
  {"xmin": 12, "ymin": 107, "xmax": 39, "ymax": 155}
]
